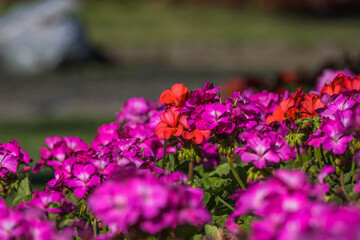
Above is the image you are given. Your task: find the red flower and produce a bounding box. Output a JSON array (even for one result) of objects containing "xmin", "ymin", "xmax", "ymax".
[
  {"xmin": 266, "ymin": 97, "xmax": 296, "ymax": 125},
  {"xmin": 159, "ymin": 83, "xmax": 188, "ymax": 107},
  {"xmin": 320, "ymin": 73, "xmax": 346, "ymax": 96},
  {"xmin": 300, "ymin": 93, "xmax": 325, "ymax": 118},
  {"xmin": 155, "ymin": 107, "xmax": 185, "ymax": 139},
  {"xmin": 344, "ymin": 75, "xmax": 360, "ymax": 91}
]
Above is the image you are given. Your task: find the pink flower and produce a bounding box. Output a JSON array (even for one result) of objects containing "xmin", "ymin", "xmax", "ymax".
[
  {"xmin": 67, "ymin": 164, "xmax": 100, "ymax": 198},
  {"xmin": 88, "ymin": 170, "xmax": 210, "ymax": 235}
]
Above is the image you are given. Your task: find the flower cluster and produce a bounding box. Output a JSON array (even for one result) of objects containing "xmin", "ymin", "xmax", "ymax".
[
  {"xmin": 34, "ymin": 136, "xmax": 88, "ymax": 173},
  {"xmin": 3, "ymin": 68, "xmax": 360, "ymax": 240},
  {"xmin": 35, "ymin": 98, "xmax": 172, "ymax": 199},
  {"xmin": 236, "ymin": 125, "xmax": 295, "ymax": 169},
  {"xmin": 227, "ymin": 169, "xmax": 360, "ymax": 240},
  {"xmin": 0, "ymin": 140, "xmax": 31, "ymax": 178},
  {"xmin": 88, "ymin": 169, "xmax": 211, "ymax": 237},
  {"xmin": 306, "ymin": 75, "xmax": 359, "ymax": 154},
  {"xmin": 0, "ymin": 196, "xmax": 73, "ymax": 240},
  {"xmin": 0, "ymin": 140, "xmax": 31, "ymax": 199},
  {"xmin": 43, "ymin": 132, "xmax": 161, "ymax": 198},
  {"xmin": 265, "ymin": 73, "xmax": 360, "ymax": 156},
  {"xmin": 116, "ymin": 97, "xmax": 171, "ymax": 159},
  {"xmin": 155, "ymin": 83, "xmax": 212, "ymax": 144}
]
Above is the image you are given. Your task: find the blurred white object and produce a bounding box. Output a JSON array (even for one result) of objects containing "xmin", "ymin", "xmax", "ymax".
[{"xmin": 0, "ymin": 0, "xmax": 90, "ymax": 73}]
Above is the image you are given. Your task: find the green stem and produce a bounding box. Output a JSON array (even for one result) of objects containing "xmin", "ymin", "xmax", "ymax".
[
  {"xmin": 314, "ymin": 147, "xmax": 323, "ymax": 169},
  {"xmin": 162, "ymin": 139, "xmax": 168, "ymax": 169},
  {"xmin": 320, "ymin": 147, "xmax": 327, "ymax": 165},
  {"xmin": 340, "ymin": 171, "xmax": 352, "ymax": 202},
  {"xmin": 216, "ymin": 196, "xmax": 234, "ymax": 211},
  {"xmin": 227, "ymin": 156, "xmax": 246, "ymax": 189},
  {"xmin": 79, "ymin": 201, "xmax": 86, "ymax": 217},
  {"xmin": 93, "ymin": 219, "xmax": 97, "ymax": 237},
  {"xmin": 351, "ymin": 158, "xmax": 356, "ymax": 175},
  {"xmin": 296, "ymin": 144, "xmax": 303, "ymax": 167}
]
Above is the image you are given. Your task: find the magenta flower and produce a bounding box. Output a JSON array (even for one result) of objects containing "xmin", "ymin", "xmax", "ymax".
[
  {"xmin": 0, "ymin": 198, "xmax": 73, "ymax": 240},
  {"xmin": 34, "ymin": 136, "xmax": 88, "ymax": 173},
  {"xmin": 27, "ymin": 191, "xmax": 62, "ymax": 214},
  {"xmin": 0, "ymin": 202, "xmax": 24, "ymax": 240},
  {"xmin": 88, "ymin": 170, "xmax": 210, "ymax": 235},
  {"xmin": 267, "ymin": 131, "xmax": 296, "ymax": 162},
  {"xmin": 321, "ymin": 94, "xmax": 356, "ymax": 118},
  {"xmin": 0, "ymin": 153, "xmax": 17, "ymax": 174},
  {"xmin": 249, "ymin": 90, "xmax": 280, "ymax": 114},
  {"xmin": 308, "ymin": 110, "xmax": 353, "ymax": 154},
  {"xmin": 92, "ymin": 122, "xmax": 120, "ymax": 150},
  {"xmin": 63, "ymin": 136, "xmax": 89, "ymax": 152},
  {"xmin": 236, "ymin": 136, "xmax": 279, "ymax": 169},
  {"xmin": 307, "ymin": 128, "xmax": 325, "ymax": 148},
  {"xmin": 2, "ymin": 140, "xmax": 31, "ymax": 164},
  {"xmin": 67, "ymin": 164, "xmax": 100, "ymax": 198},
  {"xmin": 227, "ymin": 169, "xmax": 360, "ymax": 239},
  {"xmin": 201, "ymin": 103, "xmax": 235, "ymax": 133},
  {"xmin": 317, "ymin": 165, "xmax": 335, "ymax": 192},
  {"xmin": 318, "ymin": 165, "xmax": 335, "ymax": 184},
  {"xmin": 182, "ymin": 82, "xmax": 220, "ymax": 115},
  {"xmin": 322, "ymin": 121, "xmax": 353, "ymax": 154}
]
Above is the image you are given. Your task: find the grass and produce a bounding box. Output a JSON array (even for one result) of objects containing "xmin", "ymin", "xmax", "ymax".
[{"xmin": 80, "ymin": 1, "xmax": 360, "ymax": 48}]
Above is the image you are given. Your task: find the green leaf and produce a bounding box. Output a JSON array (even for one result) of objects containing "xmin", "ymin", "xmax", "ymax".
[
  {"xmin": 12, "ymin": 176, "xmax": 32, "ymax": 206},
  {"xmin": 193, "ymin": 234, "xmax": 203, "ymax": 240},
  {"xmin": 239, "ymin": 215, "xmax": 254, "ymax": 232},
  {"xmin": 173, "ymin": 224, "xmax": 198, "ymax": 239},
  {"xmin": 344, "ymin": 172, "xmax": 353, "ymax": 184},
  {"xmin": 214, "ymin": 214, "xmax": 228, "ymax": 228},
  {"xmin": 203, "ymin": 191, "xmax": 211, "ymax": 205},
  {"xmin": 203, "ymin": 177, "xmax": 232, "ymax": 193},
  {"xmin": 58, "ymin": 213, "xmax": 77, "ymax": 228},
  {"xmin": 345, "ymin": 183, "xmax": 354, "ymax": 193},
  {"xmin": 66, "ymin": 191, "xmax": 82, "ymax": 205},
  {"xmin": 204, "ymin": 225, "xmax": 218, "ymax": 240},
  {"xmin": 209, "ymin": 163, "xmax": 230, "ymax": 177}
]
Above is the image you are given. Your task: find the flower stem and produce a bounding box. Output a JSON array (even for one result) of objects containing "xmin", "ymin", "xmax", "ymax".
[
  {"xmin": 340, "ymin": 170, "xmax": 352, "ymax": 202},
  {"xmin": 188, "ymin": 160, "xmax": 194, "ymax": 184},
  {"xmin": 216, "ymin": 196, "xmax": 234, "ymax": 211},
  {"xmin": 162, "ymin": 139, "xmax": 168, "ymax": 169},
  {"xmin": 93, "ymin": 219, "xmax": 97, "ymax": 237},
  {"xmin": 314, "ymin": 147, "xmax": 323, "ymax": 169},
  {"xmin": 351, "ymin": 158, "xmax": 356, "ymax": 174},
  {"xmin": 227, "ymin": 156, "xmax": 246, "ymax": 189},
  {"xmin": 296, "ymin": 144, "xmax": 303, "ymax": 167}
]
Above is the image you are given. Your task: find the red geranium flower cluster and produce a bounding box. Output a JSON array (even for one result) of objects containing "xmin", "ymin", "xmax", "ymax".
[{"xmin": 155, "ymin": 83, "xmax": 210, "ymax": 144}]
